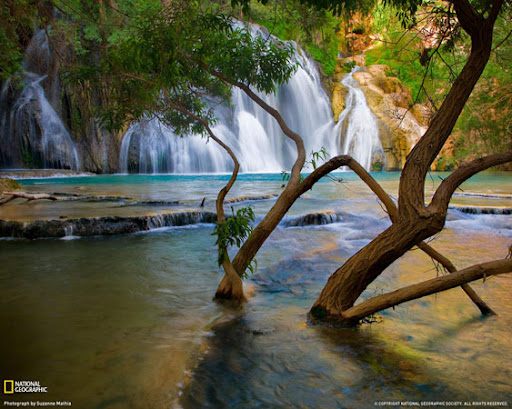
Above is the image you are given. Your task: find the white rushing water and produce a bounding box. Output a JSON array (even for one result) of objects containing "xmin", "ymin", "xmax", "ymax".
[
  {"xmin": 1, "ymin": 27, "xmax": 384, "ymax": 174},
  {"xmin": 119, "ymin": 46, "xmax": 340, "ymax": 174},
  {"xmin": 337, "ymin": 67, "xmax": 384, "ymax": 171},
  {"xmin": 119, "ymin": 32, "xmax": 385, "ymax": 174},
  {"xmin": 0, "ymin": 29, "xmax": 80, "ymax": 171},
  {"xmin": 0, "ymin": 73, "xmax": 80, "ymax": 171}
]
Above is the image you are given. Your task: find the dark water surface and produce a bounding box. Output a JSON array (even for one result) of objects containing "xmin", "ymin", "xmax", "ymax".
[{"xmin": 1, "ymin": 172, "xmax": 511, "ymax": 408}]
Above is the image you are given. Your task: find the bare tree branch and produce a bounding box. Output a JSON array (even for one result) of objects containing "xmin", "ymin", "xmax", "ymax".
[
  {"xmin": 0, "ymin": 192, "xmax": 59, "ymax": 204},
  {"xmin": 341, "ymin": 259, "xmax": 512, "ymax": 324},
  {"xmin": 198, "ymin": 63, "xmax": 306, "ymax": 186}
]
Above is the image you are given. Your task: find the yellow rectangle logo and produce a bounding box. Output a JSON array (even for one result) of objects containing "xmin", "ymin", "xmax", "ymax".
[{"xmin": 4, "ymin": 380, "xmax": 14, "ymax": 394}]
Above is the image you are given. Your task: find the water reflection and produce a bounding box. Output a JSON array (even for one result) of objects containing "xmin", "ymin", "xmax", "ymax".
[{"xmin": 180, "ymin": 312, "xmax": 455, "ymax": 409}]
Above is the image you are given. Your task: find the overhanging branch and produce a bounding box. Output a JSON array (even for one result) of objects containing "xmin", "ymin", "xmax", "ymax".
[{"xmin": 429, "ymin": 150, "xmax": 512, "ymax": 213}]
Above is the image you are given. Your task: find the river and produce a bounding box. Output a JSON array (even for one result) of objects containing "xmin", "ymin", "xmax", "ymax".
[{"xmin": 1, "ymin": 171, "xmax": 511, "ymax": 408}]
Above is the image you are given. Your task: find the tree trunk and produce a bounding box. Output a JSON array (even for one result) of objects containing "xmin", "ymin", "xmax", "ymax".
[
  {"xmin": 310, "ymin": 216, "xmax": 444, "ymax": 321},
  {"xmin": 215, "ymin": 260, "xmax": 245, "ymax": 301},
  {"xmin": 309, "ymin": 0, "xmax": 506, "ymax": 325}
]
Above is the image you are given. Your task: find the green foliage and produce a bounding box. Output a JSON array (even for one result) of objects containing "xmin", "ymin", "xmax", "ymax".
[
  {"xmin": 364, "ymin": 7, "xmax": 460, "ymax": 105},
  {"xmin": 237, "ymin": 0, "xmax": 341, "ymax": 76},
  {"xmin": 452, "ymin": 10, "xmax": 512, "ymax": 160},
  {"xmin": 304, "ymin": 43, "xmax": 338, "ymax": 76},
  {"xmin": 364, "ymin": 1, "xmax": 512, "ymax": 160},
  {"xmin": 56, "ymin": 1, "xmax": 296, "ymax": 135},
  {"xmin": 308, "ymin": 146, "xmax": 328, "ymax": 170},
  {"xmin": 213, "ymin": 206, "xmax": 256, "ymax": 269},
  {"xmin": 0, "ymin": 0, "xmax": 47, "ymax": 80},
  {"xmin": 281, "ymin": 147, "xmax": 329, "ymax": 184}
]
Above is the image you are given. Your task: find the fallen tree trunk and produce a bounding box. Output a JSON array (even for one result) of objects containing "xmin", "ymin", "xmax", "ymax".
[{"xmin": 0, "ymin": 192, "xmax": 59, "ymax": 205}]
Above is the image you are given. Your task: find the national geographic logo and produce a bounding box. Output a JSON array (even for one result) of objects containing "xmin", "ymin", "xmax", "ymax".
[
  {"xmin": 3, "ymin": 381, "xmax": 13, "ymax": 394},
  {"xmin": 3, "ymin": 380, "xmax": 48, "ymax": 394}
]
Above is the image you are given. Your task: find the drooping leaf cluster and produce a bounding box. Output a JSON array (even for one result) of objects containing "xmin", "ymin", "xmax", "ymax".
[{"xmin": 213, "ymin": 206, "xmax": 255, "ymax": 267}]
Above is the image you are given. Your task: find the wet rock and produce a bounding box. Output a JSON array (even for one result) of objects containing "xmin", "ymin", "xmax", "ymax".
[
  {"xmin": 449, "ymin": 205, "xmax": 512, "ymax": 215},
  {"xmin": 353, "ymin": 65, "xmax": 428, "ymax": 169},
  {"xmin": 331, "ymin": 82, "xmax": 348, "ymax": 119},
  {"xmin": 0, "ymin": 211, "xmax": 217, "ymax": 239},
  {"xmin": 284, "ymin": 210, "xmax": 342, "ymax": 227}
]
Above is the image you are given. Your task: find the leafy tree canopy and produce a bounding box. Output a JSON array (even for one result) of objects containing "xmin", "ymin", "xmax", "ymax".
[{"xmin": 43, "ymin": 1, "xmax": 297, "ymax": 134}]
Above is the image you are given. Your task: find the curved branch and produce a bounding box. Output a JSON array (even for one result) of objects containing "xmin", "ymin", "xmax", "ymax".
[
  {"xmin": 342, "ymin": 258, "xmax": 512, "ymax": 324},
  {"xmin": 165, "ymin": 96, "xmax": 245, "ymax": 300},
  {"xmin": 298, "ymin": 156, "xmax": 396, "ymax": 211},
  {"xmin": 429, "ymin": 150, "xmax": 512, "ymax": 214},
  {"xmin": 398, "ymin": 7, "xmax": 495, "ymax": 218},
  {"xmin": 200, "ymin": 64, "xmax": 306, "ymax": 186},
  {"xmin": 301, "ymin": 156, "xmax": 494, "ymax": 314}
]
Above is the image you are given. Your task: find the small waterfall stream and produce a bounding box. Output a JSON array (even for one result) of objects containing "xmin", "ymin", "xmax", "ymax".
[
  {"xmin": 0, "ymin": 30, "xmax": 80, "ymax": 171},
  {"xmin": 337, "ymin": 68, "xmax": 385, "ymax": 171},
  {"xmin": 0, "ymin": 73, "xmax": 80, "ymax": 171}
]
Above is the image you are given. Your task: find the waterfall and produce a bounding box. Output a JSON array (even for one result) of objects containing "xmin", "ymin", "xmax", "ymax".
[
  {"xmin": 0, "ymin": 73, "xmax": 80, "ymax": 171},
  {"xmin": 337, "ymin": 68, "xmax": 385, "ymax": 170},
  {"xmin": 119, "ymin": 46, "xmax": 341, "ymax": 174},
  {"xmin": 0, "ymin": 30, "xmax": 80, "ymax": 171},
  {"xmin": 0, "ymin": 26, "xmax": 384, "ymax": 174},
  {"xmin": 119, "ymin": 56, "xmax": 386, "ymax": 174}
]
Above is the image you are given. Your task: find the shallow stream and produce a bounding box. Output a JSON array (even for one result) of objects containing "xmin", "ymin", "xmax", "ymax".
[{"xmin": 1, "ymin": 172, "xmax": 511, "ymax": 408}]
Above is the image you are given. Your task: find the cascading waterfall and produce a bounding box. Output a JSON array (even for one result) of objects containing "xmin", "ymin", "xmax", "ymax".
[
  {"xmin": 119, "ymin": 51, "xmax": 385, "ymax": 173},
  {"xmin": 0, "ymin": 74, "xmax": 80, "ymax": 171},
  {"xmin": 0, "ymin": 26, "xmax": 384, "ymax": 174},
  {"xmin": 337, "ymin": 68, "xmax": 385, "ymax": 170},
  {"xmin": 119, "ymin": 45, "xmax": 340, "ymax": 174},
  {"xmin": 0, "ymin": 30, "xmax": 80, "ymax": 171}
]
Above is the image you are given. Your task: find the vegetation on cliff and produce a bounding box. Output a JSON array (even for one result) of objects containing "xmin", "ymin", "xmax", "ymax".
[{"xmin": 364, "ymin": 3, "xmax": 512, "ymax": 167}]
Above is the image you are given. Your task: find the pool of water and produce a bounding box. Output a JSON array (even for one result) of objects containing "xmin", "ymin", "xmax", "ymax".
[{"xmin": 1, "ymin": 172, "xmax": 511, "ymax": 408}]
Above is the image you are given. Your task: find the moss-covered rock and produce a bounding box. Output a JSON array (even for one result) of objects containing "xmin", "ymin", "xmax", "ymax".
[{"xmin": 0, "ymin": 178, "xmax": 21, "ymax": 194}]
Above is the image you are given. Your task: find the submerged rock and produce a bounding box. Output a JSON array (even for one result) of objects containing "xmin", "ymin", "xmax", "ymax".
[
  {"xmin": 284, "ymin": 210, "xmax": 342, "ymax": 227},
  {"xmin": 0, "ymin": 211, "xmax": 217, "ymax": 239},
  {"xmin": 449, "ymin": 205, "xmax": 512, "ymax": 215}
]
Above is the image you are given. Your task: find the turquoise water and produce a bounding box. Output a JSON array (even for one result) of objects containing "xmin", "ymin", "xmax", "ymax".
[{"xmin": 1, "ymin": 172, "xmax": 511, "ymax": 408}]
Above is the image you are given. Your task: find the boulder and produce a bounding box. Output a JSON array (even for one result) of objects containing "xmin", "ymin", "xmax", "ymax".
[{"xmin": 0, "ymin": 178, "xmax": 21, "ymax": 195}]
